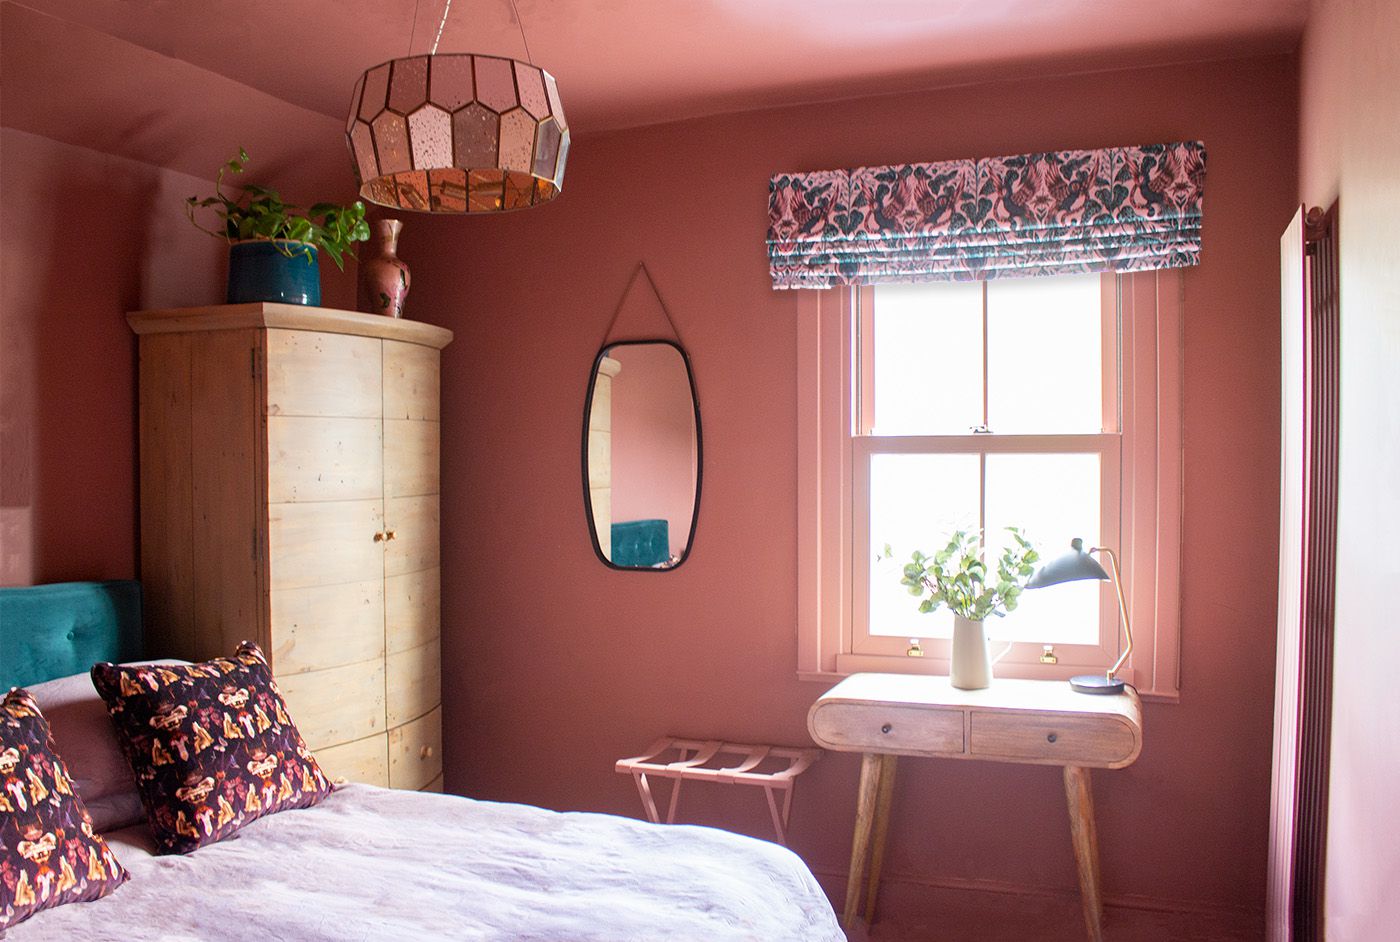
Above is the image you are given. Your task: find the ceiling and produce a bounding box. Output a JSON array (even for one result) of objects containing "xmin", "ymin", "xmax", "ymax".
[{"xmin": 13, "ymin": 0, "xmax": 1309, "ymax": 134}]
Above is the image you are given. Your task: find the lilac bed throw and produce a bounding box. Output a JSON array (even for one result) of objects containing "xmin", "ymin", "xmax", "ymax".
[{"xmin": 7, "ymin": 784, "xmax": 844, "ymax": 941}]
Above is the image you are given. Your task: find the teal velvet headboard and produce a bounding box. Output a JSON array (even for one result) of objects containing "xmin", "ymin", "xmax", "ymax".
[
  {"xmin": 611, "ymin": 519, "xmax": 671, "ymax": 568},
  {"xmin": 0, "ymin": 581, "xmax": 143, "ymax": 690}
]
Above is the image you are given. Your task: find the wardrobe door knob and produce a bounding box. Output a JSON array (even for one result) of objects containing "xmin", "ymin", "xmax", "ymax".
[
  {"xmin": 372, "ymin": 532, "xmax": 385, "ymax": 542},
  {"xmin": 385, "ymin": 530, "xmax": 397, "ymax": 541},
  {"xmin": 420, "ymin": 746, "xmax": 434, "ymax": 760}
]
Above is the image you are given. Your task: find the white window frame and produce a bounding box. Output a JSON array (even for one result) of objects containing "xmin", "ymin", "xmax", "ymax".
[{"xmin": 797, "ymin": 271, "xmax": 1183, "ymax": 700}]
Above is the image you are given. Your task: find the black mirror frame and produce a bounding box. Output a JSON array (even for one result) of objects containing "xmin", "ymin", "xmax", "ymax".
[{"xmin": 581, "ymin": 338, "xmax": 703, "ymax": 572}]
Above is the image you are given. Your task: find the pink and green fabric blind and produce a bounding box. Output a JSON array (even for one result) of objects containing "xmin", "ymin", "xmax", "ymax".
[{"xmin": 767, "ymin": 141, "xmax": 1206, "ymax": 288}]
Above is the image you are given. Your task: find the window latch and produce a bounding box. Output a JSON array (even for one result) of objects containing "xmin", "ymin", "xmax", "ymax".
[
  {"xmin": 906, "ymin": 639, "xmax": 924, "ymax": 658},
  {"xmin": 970, "ymin": 424, "xmax": 993, "ymax": 434},
  {"xmin": 1039, "ymin": 645, "xmax": 1058, "ymax": 664}
]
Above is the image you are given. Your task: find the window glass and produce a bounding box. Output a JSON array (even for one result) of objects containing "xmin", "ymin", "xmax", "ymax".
[
  {"xmin": 984, "ymin": 452, "xmax": 1101, "ymax": 644},
  {"xmin": 863, "ymin": 274, "xmax": 1109, "ymax": 649},
  {"xmin": 986, "ymin": 274, "xmax": 1103, "ymax": 433},
  {"xmin": 870, "ymin": 283, "xmax": 983, "ymax": 435},
  {"xmin": 867, "ymin": 452, "xmax": 979, "ymax": 638}
]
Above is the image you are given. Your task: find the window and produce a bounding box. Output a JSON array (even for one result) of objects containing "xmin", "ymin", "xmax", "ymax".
[{"xmin": 797, "ymin": 271, "xmax": 1182, "ymax": 698}]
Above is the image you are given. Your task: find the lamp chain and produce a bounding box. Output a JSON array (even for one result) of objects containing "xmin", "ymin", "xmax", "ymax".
[
  {"xmin": 408, "ymin": 0, "xmax": 422, "ymax": 55},
  {"xmin": 421, "ymin": 0, "xmax": 533, "ymax": 63},
  {"xmin": 509, "ymin": 0, "xmax": 534, "ymax": 63},
  {"xmin": 430, "ymin": 0, "xmax": 454, "ymax": 55}
]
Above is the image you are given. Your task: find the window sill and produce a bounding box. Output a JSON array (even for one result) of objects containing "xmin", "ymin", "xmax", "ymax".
[{"xmin": 796, "ymin": 668, "xmax": 1181, "ymax": 704}]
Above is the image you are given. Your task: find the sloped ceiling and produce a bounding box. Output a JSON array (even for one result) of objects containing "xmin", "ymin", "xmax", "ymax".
[
  {"xmin": 11, "ymin": 0, "xmax": 1308, "ymax": 133},
  {"xmin": 0, "ymin": 0, "xmax": 1307, "ymax": 199}
]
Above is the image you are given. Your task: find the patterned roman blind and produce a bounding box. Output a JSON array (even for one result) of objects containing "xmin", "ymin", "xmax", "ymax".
[{"xmin": 767, "ymin": 141, "xmax": 1206, "ymax": 289}]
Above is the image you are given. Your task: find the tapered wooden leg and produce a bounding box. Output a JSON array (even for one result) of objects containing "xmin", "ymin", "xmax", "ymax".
[
  {"xmin": 863, "ymin": 754, "xmax": 898, "ymax": 924},
  {"xmin": 1063, "ymin": 765, "xmax": 1104, "ymax": 942},
  {"xmin": 843, "ymin": 753, "xmax": 883, "ymax": 929}
]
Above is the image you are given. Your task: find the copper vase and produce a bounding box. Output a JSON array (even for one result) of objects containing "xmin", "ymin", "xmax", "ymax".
[{"xmin": 361, "ymin": 219, "xmax": 411, "ymax": 317}]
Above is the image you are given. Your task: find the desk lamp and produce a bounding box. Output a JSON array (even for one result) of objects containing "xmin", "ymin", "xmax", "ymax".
[{"xmin": 1026, "ymin": 538, "xmax": 1133, "ymax": 694}]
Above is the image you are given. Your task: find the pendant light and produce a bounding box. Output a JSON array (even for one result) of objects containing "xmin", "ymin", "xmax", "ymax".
[{"xmin": 346, "ymin": 0, "xmax": 569, "ymax": 213}]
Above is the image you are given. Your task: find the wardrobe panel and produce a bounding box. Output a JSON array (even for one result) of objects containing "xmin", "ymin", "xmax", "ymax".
[
  {"xmin": 386, "ymin": 639, "xmax": 442, "ymax": 727},
  {"xmin": 384, "ymin": 495, "xmax": 440, "ymax": 577},
  {"xmin": 266, "ymin": 330, "xmax": 382, "ymax": 418},
  {"xmin": 384, "ymin": 341, "xmax": 440, "ymax": 421},
  {"xmin": 385, "ymin": 568, "xmax": 441, "ymax": 654},
  {"xmin": 279, "ymin": 658, "xmax": 387, "ymax": 750},
  {"xmin": 384, "ymin": 419, "xmax": 440, "ymax": 498},
  {"xmin": 268, "ymin": 416, "xmax": 384, "ymax": 503},
  {"xmin": 268, "ymin": 499, "xmax": 385, "ymax": 591},
  {"xmin": 270, "ymin": 578, "xmax": 386, "ymax": 674}
]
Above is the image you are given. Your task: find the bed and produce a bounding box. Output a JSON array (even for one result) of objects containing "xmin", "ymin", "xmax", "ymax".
[{"xmin": 0, "ymin": 582, "xmax": 844, "ymax": 941}]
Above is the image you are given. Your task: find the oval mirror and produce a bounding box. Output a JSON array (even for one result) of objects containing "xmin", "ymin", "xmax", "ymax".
[{"xmin": 583, "ymin": 340, "xmax": 701, "ymax": 570}]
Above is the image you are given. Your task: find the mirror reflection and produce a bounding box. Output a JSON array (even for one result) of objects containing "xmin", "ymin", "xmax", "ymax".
[{"xmin": 585, "ymin": 341, "xmax": 700, "ymax": 570}]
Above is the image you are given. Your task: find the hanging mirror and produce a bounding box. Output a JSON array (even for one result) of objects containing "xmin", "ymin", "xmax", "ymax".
[{"xmin": 583, "ymin": 340, "xmax": 701, "ymax": 570}]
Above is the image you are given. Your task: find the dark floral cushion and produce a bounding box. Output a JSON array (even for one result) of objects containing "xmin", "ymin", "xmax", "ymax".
[
  {"xmin": 90, "ymin": 642, "xmax": 333, "ymax": 855},
  {"xmin": 1, "ymin": 689, "xmax": 129, "ymax": 932}
]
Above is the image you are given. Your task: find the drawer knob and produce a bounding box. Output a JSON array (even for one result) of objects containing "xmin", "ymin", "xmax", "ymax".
[
  {"xmin": 1047, "ymin": 733, "xmax": 1058, "ymax": 744},
  {"xmin": 880, "ymin": 723, "xmax": 893, "ymax": 734},
  {"xmin": 420, "ymin": 745, "xmax": 434, "ymax": 759}
]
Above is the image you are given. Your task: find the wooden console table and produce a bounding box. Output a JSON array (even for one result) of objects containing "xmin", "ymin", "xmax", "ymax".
[{"xmin": 807, "ymin": 673, "xmax": 1142, "ymax": 941}]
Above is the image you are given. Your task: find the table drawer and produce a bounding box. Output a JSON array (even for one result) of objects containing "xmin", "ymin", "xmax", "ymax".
[
  {"xmin": 969, "ymin": 711, "xmax": 1138, "ymax": 767},
  {"xmin": 809, "ymin": 703, "xmax": 964, "ymax": 755}
]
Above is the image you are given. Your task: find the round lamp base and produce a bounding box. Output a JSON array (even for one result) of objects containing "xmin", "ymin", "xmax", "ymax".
[{"xmin": 1069, "ymin": 674, "xmax": 1126, "ymax": 695}]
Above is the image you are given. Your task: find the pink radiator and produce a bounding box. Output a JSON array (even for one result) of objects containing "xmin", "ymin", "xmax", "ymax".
[{"xmin": 1268, "ymin": 205, "xmax": 1338, "ymax": 942}]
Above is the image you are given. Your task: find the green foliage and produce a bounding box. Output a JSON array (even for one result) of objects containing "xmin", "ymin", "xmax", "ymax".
[
  {"xmin": 185, "ymin": 148, "xmax": 370, "ymax": 271},
  {"xmin": 884, "ymin": 528, "xmax": 1040, "ymax": 622}
]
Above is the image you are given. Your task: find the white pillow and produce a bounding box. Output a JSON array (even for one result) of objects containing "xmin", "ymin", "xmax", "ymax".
[{"xmin": 27, "ymin": 660, "xmax": 189, "ymax": 833}]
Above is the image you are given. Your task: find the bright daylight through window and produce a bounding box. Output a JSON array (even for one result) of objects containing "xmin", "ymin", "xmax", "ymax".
[
  {"xmin": 797, "ymin": 269, "xmax": 1181, "ymax": 695},
  {"xmin": 856, "ymin": 273, "xmax": 1119, "ymax": 660}
]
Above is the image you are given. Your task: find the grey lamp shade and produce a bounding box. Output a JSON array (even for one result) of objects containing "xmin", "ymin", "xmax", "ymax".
[{"xmin": 1026, "ymin": 537, "xmax": 1110, "ymax": 589}]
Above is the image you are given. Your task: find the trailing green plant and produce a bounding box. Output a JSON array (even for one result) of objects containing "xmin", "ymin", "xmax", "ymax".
[
  {"xmin": 185, "ymin": 148, "xmax": 370, "ymax": 270},
  {"xmin": 883, "ymin": 528, "xmax": 1040, "ymax": 622}
]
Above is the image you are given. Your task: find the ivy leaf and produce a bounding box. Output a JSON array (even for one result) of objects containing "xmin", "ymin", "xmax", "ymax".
[
  {"xmin": 185, "ymin": 149, "xmax": 370, "ymax": 262},
  {"xmin": 886, "ymin": 526, "xmax": 1040, "ymax": 622}
]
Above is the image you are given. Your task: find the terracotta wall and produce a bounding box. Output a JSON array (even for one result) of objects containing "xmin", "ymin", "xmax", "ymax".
[
  {"xmin": 409, "ymin": 54, "xmax": 1296, "ymax": 920},
  {"xmin": 1297, "ymin": 1, "xmax": 1400, "ymax": 937},
  {"xmin": 0, "ymin": 127, "xmax": 358, "ymax": 589},
  {"xmin": 0, "ymin": 4, "xmax": 361, "ymax": 588},
  {"xmin": 0, "ymin": 128, "xmax": 224, "ymax": 586}
]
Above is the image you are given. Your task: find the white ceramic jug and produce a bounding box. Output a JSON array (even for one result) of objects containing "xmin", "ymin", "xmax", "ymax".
[{"xmin": 950, "ymin": 614, "xmax": 992, "ymax": 690}]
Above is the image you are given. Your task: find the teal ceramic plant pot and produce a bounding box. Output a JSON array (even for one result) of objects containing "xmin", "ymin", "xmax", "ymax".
[{"xmin": 227, "ymin": 240, "xmax": 321, "ymax": 305}]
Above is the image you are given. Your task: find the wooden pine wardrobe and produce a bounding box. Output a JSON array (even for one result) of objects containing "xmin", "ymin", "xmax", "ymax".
[{"xmin": 128, "ymin": 303, "xmax": 453, "ymax": 792}]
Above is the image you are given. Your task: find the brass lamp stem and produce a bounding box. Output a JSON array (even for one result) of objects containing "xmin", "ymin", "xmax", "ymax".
[{"xmin": 1091, "ymin": 546, "xmax": 1133, "ymax": 683}]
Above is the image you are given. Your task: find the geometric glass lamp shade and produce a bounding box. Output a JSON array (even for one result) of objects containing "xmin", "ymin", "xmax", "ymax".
[
  {"xmin": 1026, "ymin": 537, "xmax": 1135, "ymax": 695},
  {"xmin": 346, "ymin": 53, "xmax": 569, "ymax": 214}
]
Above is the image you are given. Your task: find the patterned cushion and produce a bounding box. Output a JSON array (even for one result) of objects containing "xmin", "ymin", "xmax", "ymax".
[
  {"xmin": 1, "ymin": 689, "xmax": 129, "ymax": 933},
  {"xmin": 90, "ymin": 642, "xmax": 333, "ymax": 855}
]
